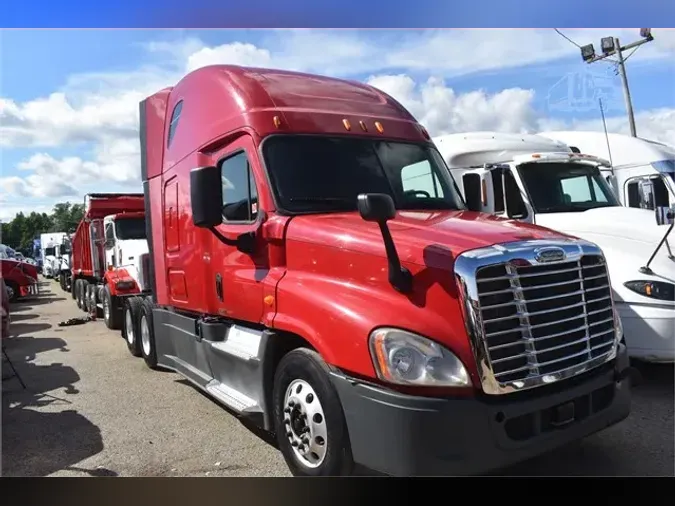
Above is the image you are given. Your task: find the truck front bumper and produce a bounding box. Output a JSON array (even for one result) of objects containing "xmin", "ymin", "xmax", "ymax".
[
  {"xmin": 331, "ymin": 343, "xmax": 632, "ymax": 476},
  {"xmin": 617, "ymin": 302, "xmax": 675, "ymax": 363}
]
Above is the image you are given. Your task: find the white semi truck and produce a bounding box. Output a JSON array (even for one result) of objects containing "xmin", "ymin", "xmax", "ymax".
[
  {"xmin": 39, "ymin": 232, "xmax": 68, "ymax": 279},
  {"xmin": 432, "ymin": 132, "xmax": 675, "ymax": 363}
]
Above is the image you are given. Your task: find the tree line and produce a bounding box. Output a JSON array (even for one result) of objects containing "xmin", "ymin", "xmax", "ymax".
[{"xmin": 0, "ymin": 202, "xmax": 85, "ymax": 256}]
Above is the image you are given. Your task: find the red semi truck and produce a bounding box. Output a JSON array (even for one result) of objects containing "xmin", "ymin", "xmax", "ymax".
[
  {"xmin": 122, "ymin": 65, "xmax": 633, "ymax": 476},
  {"xmin": 70, "ymin": 194, "xmax": 150, "ymax": 329}
]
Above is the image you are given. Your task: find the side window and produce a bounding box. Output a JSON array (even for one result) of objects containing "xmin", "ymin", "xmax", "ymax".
[
  {"xmin": 626, "ymin": 180, "xmax": 640, "ymax": 207},
  {"xmin": 221, "ymin": 151, "xmax": 259, "ymax": 222},
  {"xmin": 491, "ymin": 170, "xmax": 505, "ymax": 214},
  {"xmin": 504, "ymin": 170, "xmax": 528, "ymax": 218},
  {"xmin": 401, "ymin": 161, "xmax": 444, "ymax": 198},
  {"xmin": 167, "ymin": 100, "xmax": 183, "ymax": 148},
  {"xmin": 104, "ymin": 222, "xmax": 115, "ymax": 244}
]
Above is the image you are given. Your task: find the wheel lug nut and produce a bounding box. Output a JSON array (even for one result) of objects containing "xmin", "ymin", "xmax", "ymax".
[
  {"xmin": 284, "ymin": 407, "xmax": 291, "ymax": 413},
  {"xmin": 302, "ymin": 437, "xmax": 309, "ymax": 445},
  {"xmin": 291, "ymin": 440, "xmax": 298, "ymax": 447}
]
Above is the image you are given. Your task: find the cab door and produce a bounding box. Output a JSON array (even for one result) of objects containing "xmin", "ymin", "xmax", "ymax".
[{"xmin": 208, "ymin": 135, "xmax": 268, "ymax": 324}]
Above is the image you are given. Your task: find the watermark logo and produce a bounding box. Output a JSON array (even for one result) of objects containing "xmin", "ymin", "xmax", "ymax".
[{"xmin": 546, "ymin": 66, "xmax": 623, "ymax": 114}]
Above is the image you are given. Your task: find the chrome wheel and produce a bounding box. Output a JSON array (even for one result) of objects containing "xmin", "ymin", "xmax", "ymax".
[
  {"xmin": 140, "ymin": 315, "xmax": 151, "ymax": 356},
  {"xmin": 283, "ymin": 379, "xmax": 328, "ymax": 468},
  {"xmin": 103, "ymin": 296, "xmax": 110, "ymax": 321},
  {"xmin": 6, "ymin": 285, "xmax": 15, "ymax": 301},
  {"xmin": 125, "ymin": 309, "xmax": 134, "ymax": 345}
]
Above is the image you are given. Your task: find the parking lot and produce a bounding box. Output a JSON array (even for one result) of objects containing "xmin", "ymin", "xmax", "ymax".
[{"xmin": 2, "ymin": 281, "xmax": 674, "ymax": 477}]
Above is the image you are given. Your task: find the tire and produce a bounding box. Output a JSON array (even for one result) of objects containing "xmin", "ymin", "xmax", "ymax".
[
  {"xmin": 75, "ymin": 279, "xmax": 84, "ymax": 309},
  {"xmin": 123, "ymin": 297, "xmax": 143, "ymax": 357},
  {"xmin": 5, "ymin": 280, "xmax": 19, "ymax": 303},
  {"xmin": 272, "ymin": 348, "xmax": 354, "ymax": 477},
  {"xmin": 71, "ymin": 278, "xmax": 77, "ymax": 299},
  {"xmin": 82, "ymin": 282, "xmax": 92, "ymax": 313},
  {"xmin": 84, "ymin": 284, "xmax": 93, "ymax": 313},
  {"xmin": 102, "ymin": 286, "xmax": 122, "ymax": 330},
  {"xmin": 139, "ymin": 298, "xmax": 158, "ymax": 369},
  {"xmin": 59, "ymin": 273, "xmax": 66, "ymax": 291}
]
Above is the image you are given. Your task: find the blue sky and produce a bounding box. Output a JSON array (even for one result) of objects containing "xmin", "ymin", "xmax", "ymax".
[{"xmin": 1, "ymin": 28, "xmax": 674, "ymax": 220}]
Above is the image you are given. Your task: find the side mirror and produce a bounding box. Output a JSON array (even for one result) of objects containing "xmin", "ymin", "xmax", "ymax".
[
  {"xmin": 357, "ymin": 193, "xmax": 396, "ymax": 222},
  {"xmin": 190, "ymin": 166, "xmax": 223, "ymax": 228},
  {"xmin": 655, "ymin": 206, "xmax": 675, "ymax": 226}
]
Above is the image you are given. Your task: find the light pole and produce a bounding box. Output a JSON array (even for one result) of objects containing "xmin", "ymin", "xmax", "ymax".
[{"xmin": 579, "ymin": 29, "xmax": 654, "ymax": 137}]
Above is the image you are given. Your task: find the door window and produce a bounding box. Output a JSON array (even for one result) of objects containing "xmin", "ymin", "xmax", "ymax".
[{"xmin": 220, "ymin": 151, "xmax": 259, "ymax": 223}]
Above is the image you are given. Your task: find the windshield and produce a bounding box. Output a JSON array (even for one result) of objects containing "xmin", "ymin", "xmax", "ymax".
[
  {"xmin": 517, "ymin": 162, "xmax": 620, "ymax": 213},
  {"xmin": 45, "ymin": 247, "xmax": 56, "ymax": 256},
  {"xmin": 115, "ymin": 217, "xmax": 146, "ymax": 240},
  {"xmin": 262, "ymin": 135, "xmax": 465, "ymax": 213}
]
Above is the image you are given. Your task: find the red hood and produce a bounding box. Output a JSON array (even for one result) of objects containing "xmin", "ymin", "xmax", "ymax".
[{"xmin": 286, "ymin": 210, "xmax": 567, "ymax": 265}]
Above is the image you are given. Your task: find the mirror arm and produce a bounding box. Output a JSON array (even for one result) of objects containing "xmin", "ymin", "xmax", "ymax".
[
  {"xmin": 639, "ymin": 221, "xmax": 674, "ymax": 274},
  {"xmin": 378, "ymin": 222, "xmax": 413, "ymax": 293}
]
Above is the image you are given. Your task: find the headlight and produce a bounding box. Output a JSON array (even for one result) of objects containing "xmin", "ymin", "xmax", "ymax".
[
  {"xmin": 624, "ymin": 280, "xmax": 675, "ymax": 302},
  {"xmin": 369, "ymin": 328, "xmax": 471, "ymax": 387}
]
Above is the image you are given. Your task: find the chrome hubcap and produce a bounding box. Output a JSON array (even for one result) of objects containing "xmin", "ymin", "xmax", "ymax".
[
  {"xmin": 125, "ymin": 309, "xmax": 134, "ymax": 345},
  {"xmin": 283, "ymin": 379, "xmax": 327, "ymax": 468},
  {"xmin": 104, "ymin": 297, "xmax": 110, "ymax": 320},
  {"xmin": 141, "ymin": 315, "xmax": 151, "ymax": 356}
]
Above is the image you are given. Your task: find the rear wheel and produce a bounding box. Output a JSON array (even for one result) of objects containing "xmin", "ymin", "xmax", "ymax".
[
  {"xmin": 272, "ymin": 348, "xmax": 354, "ymax": 477},
  {"xmin": 102, "ymin": 286, "xmax": 122, "ymax": 330},
  {"xmin": 75, "ymin": 279, "xmax": 84, "ymax": 309},
  {"xmin": 70, "ymin": 278, "xmax": 77, "ymax": 299},
  {"xmin": 5, "ymin": 281, "xmax": 19, "ymax": 303},
  {"xmin": 59, "ymin": 272, "xmax": 66, "ymax": 291},
  {"xmin": 140, "ymin": 298, "xmax": 158, "ymax": 369},
  {"xmin": 123, "ymin": 297, "xmax": 143, "ymax": 357}
]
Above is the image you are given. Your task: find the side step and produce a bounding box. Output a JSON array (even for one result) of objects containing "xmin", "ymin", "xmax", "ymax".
[{"xmin": 205, "ymin": 380, "xmax": 261, "ymax": 414}]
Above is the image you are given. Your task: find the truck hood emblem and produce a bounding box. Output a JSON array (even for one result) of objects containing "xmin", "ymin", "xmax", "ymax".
[{"xmin": 534, "ymin": 246, "xmax": 566, "ymax": 263}]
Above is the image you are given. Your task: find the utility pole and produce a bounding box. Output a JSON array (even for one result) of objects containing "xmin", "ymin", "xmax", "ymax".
[{"xmin": 579, "ymin": 29, "xmax": 655, "ymax": 137}]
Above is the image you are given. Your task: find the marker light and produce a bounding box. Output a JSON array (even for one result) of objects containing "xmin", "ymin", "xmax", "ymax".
[
  {"xmin": 273, "ymin": 116, "xmax": 282, "ymax": 128},
  {"xmin": 359, "ymin": 120, "xmax": 367, "ymax": 132},
  {"xmin": 374, "ymin": 121, "xmax": 384, "ymax": 133},
  {"xmin": 342, "ymin": 119, "xmax": 351, "ymax": 131}
]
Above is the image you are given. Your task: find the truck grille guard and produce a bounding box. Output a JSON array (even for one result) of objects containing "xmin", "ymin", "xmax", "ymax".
[{"xmin": 454, "ymin": 239, "xmax": 621, "ymax": 396}]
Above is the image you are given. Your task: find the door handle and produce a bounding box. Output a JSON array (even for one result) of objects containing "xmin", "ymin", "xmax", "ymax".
[{"xmin": 215, "ymin": 273, "xmax": 223, "ymax": 302}]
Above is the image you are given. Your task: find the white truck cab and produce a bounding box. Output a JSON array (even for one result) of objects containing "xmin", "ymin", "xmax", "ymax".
[
  {"xmin": 537, "ymin": 131, "xmax": 675, "ymax": 211},
  {"xmin": 102, "ymin": 213, "xmax": 149, "ymax": 291},
  {"xmin": 433, "ymin": 131, "xmax": 675, "ymax": 363}
]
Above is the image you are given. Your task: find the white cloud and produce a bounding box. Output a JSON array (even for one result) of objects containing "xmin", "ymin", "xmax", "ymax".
[
  {"xmin": 367, "ymin": 74, "xmax": 539, "ymax": 135},
  {"xmin": 1, "ymin": 29, "xmax": 673, "ymax": 221}
]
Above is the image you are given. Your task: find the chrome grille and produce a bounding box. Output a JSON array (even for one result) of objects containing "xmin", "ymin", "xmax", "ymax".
[{"xmin": 475, "ymin": 254, "xmax": 615, "ymax": 384}]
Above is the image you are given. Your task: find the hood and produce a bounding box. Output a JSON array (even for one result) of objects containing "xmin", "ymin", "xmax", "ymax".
[
  {"xmin": 288, "ymin": 210, "xmax": 569, "ymax": 267},
  {"xmin": 117, "ymin": 239, "xmax": 149, "ymax": 265},
  {"xmin": 535, "ymin": 206, "xmax": 675, "ymax": 281}
]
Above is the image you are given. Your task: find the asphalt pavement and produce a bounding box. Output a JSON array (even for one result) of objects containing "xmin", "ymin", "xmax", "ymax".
[{"xmin": 2, "ymin": 281, "xmax": 673, "ymax": 477}]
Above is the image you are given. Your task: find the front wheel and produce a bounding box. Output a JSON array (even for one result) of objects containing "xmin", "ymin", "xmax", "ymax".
[
  {"xmin": 102, "ymin": 286, "xmax": 122, "ymax": 330},
  {"xmin": 272, "ymin": 348, "xmax": 354, "ymax": 477}
]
